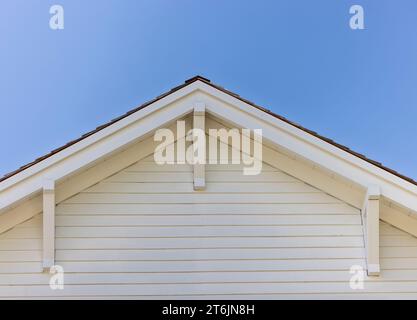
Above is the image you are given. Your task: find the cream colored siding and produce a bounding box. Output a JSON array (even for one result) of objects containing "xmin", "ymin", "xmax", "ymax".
[{"xmin": 1, "ymin": 155, "xmax": 417, "ymax": 298}]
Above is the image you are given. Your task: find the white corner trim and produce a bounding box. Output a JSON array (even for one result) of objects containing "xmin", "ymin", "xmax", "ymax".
[
  {"xmin": 42, "ymin": 180, "xmax": 55, "ymax": 270},
  {"xmin": 363, "ymin": 186, "xmax": 380, "ymax": 276},
  {"xmin": 193, "ymin": 103, "xmax": 206, "ymax": 191}
]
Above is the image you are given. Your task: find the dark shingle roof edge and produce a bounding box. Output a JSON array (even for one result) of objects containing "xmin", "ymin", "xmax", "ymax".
[{"xmin": 1, "ymin": 75, "xmax": 416, "ymax": 188}]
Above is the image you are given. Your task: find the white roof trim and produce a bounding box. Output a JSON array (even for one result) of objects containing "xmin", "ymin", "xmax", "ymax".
[
  {"xmin": 0, "ymin": 83, "xmax": 201, "ymax": 211},
  {"xmin": 1, "ymin": 78, "xmax": 416, "ymax": 229},
  {"xmin": 0, "ymin": 83, "xmax": 198, "ymax": 193},
  {"xmin": 196, "ymin": 82, "xmax": 417, "ymax": 214}
]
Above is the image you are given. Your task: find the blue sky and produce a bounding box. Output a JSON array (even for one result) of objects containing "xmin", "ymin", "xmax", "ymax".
[{"xmin": 1, "ymin": 0, "xmax": 416, "ymax": 180}]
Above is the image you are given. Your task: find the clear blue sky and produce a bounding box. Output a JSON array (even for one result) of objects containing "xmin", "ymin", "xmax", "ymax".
[{"xmin": 1, "ymin": 0, "xmax": 416, "ymax": 180}]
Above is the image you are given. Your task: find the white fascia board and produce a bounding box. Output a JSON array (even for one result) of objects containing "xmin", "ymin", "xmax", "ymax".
[
  {"xmin": 0, "ymin": 83, "xmax": 199, "ymax": 193},
  {"xmin": 198, "ymin": 82, "xmax": 417, "ymax": 193},
  {"xmin": 0, "ymin": 85, "xmax": 201, "ymax": 211},
  {"xmin": 1, "ymin": 79, "xmax": 417, "ymax": 216},
  {"xmin": 194, "ymin": 82, "xmax": 417, "ymax": 213}
]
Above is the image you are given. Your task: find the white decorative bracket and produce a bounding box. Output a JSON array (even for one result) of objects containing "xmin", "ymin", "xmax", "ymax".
[
  {"xmin": 362, "ymin": 185, "xmax": 380, "ymax": 276},
  {"xmin": 193, "ymin": 102, "xmax": 206, "ymax": 190},
  {"xmin": 42, "ymin": 179, "xmax": 55, "ymax": 270}
]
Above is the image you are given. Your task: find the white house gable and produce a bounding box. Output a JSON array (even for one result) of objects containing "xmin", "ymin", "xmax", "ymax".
[{"xmin": 1, "ymin": 77, "xmax": 417, "ymax": 299}]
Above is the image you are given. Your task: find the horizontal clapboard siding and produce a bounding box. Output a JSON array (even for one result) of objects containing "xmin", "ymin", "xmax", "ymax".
[
  {"xmin": 55, "ymin": 214, "xmax": 362, "ymax": 226},
  {"xmin": 4, "ymin": 281, "xmax": 417, "ymax": 297},
  {"xmin": 86, "ymin": 182, "xmax": 321, "ymax": 194},
  {"xmin": 55, "ymin": 226, "xmax": 363, "ymax": 237},
  {"xmin": 1, "ymin": 148, "xmax": 417, "ymax": 298},
  {"xmin": 57, "ymin": 203, "xmax": 357, "ymax": 215},
  {"xmin": 54, "ymin": 236, "xmax": 365, "ymax": 249},
  {"xmin": 65, "ymin": 193, "xmax": 342, "ymax": 204},
  {"xmin": 5, "ymin": 268, "xmax": 417, "ymax": 286}
]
